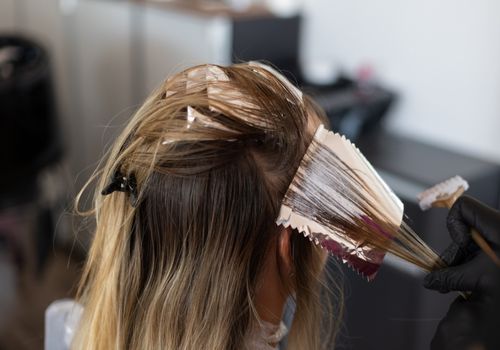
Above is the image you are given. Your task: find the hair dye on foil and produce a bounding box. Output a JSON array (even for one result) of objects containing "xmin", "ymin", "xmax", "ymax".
[{"xmin": 277, "ymin": 125, "xmax": 443, "ymax": 280}]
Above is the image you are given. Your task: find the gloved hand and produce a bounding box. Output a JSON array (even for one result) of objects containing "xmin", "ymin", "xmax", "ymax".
[
  {"xmin": 423, "ymin": 195, "xmax": 500, "ymax": 294},
  {"xmin": 423, "ymin": 195, "xmax": 500, "ymax": 350},
  {"xmin": 429, "ymin": 295, "xmax": 485, "ymax": 350}
]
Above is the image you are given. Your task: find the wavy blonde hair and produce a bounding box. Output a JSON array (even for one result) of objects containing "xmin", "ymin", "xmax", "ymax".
[{"xmin": 73, "ymin": 63, "xmax": 343, "ymax": 350}]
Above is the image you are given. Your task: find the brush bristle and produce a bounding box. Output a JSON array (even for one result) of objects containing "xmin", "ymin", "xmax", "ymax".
[{"xmin": 417, "ymin": 176, "xmax": 469, "ymax": 211}]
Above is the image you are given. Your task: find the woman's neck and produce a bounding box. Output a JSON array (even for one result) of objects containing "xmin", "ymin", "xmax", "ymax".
[{"xmin": 254, "ymin": 247, "xmax": 288, "ymax": 325}]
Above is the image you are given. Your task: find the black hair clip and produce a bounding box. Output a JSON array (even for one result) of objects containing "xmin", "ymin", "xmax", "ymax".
[{"xmin": 101, "ymin": 169, "xmax": 138, "ymax": 206}]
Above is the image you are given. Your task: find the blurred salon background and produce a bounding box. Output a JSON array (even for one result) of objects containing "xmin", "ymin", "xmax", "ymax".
[{"xmin": 0, "ymin": 0, "xmax": 499, "ymax": 349}]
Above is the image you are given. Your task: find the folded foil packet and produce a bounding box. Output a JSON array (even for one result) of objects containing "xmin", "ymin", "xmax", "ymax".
[{"xmin": 276, "ymin": 125, "xmax": 404, "ymax": 281}]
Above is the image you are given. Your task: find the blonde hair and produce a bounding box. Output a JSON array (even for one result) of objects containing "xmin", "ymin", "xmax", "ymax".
[{"xmin": 73, "ymin": 63, "xmax": 343, "ymax": 350}]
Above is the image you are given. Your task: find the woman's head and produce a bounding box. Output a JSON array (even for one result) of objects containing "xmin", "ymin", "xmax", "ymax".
[{"xmin": 74, "ymin": 62, "xmax": 342, "ymax": 350}]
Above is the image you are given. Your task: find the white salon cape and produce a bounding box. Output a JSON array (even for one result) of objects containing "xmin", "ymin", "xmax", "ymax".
[{"xmin": 45, "ymin": 299, "xmax": 288, "ymax": 350}]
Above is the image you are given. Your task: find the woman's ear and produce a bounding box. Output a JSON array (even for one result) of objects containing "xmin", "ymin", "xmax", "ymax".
[{"xmin": 278, "ymin": 226, "xmax": 293, "ymax": 276}]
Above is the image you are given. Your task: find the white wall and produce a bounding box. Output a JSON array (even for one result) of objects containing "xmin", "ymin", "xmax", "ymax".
[
  {"xmin": 68, "ymin": 0, "xmax": 134, "ymax": 180},
  {"xmin": 0, "ymin": 0, "xmax": 15, "ymax": 30},
  {"xmin": 302, "ymin": 0, "xmax": 500, "ymax": 163},
  {"xmin": 143, "ymin": 6, "xmax": 231, "ymax": 92}
]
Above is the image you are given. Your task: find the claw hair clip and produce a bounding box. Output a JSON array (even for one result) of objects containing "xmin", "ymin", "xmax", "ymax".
[{"xmin": 101, "ymin": 170, "xmax": 138, "ymax": 206}]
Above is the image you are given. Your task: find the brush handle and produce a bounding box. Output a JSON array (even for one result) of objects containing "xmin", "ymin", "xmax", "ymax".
[
  {"xmin": 443, "ymin": 199, "xmax": 500, "ymax": 269},
  {"xmin": 457, "ymin": 229, "xmax": 498, "ymax": 300},
  {"xmin": 471, "ymin": 229, "xmax": 500, "ymax": 267}
]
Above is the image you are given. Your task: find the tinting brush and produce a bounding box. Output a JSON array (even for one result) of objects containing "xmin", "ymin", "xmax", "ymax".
[{"xmin": 277, "ymin": 125, "xmax": 444, "ymax": 280}]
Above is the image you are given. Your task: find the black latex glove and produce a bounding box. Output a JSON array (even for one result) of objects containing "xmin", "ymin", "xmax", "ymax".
[
  {"xmin": 423, "ymin": 196, "xmax": 500, "ymax": 294},
  {"xmin": 423, "ymin": 196, "xmax": 500, "ymax": 350},
  {"xmin": 429, "ymin": 295, "xmax": 485, "ymax": 350}
]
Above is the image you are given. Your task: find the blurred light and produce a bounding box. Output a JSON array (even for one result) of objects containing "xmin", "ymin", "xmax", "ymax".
[
  {"xmin": 302, "ymin": 58, "xmax": 340, "ymax": 85},
  {"xmin": 265, "ymin": 0, "xmax": 302, "ymax": 17},
  {"xmin": 59, "ymin": 0, "xmax": 78, "ymax": 15}
]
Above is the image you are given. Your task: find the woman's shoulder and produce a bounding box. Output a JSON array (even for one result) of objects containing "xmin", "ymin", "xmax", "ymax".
[
  {"xmin": 45, "ymin": 299, "xmax": 83, "ymax": 350},
  {"xmin": 245, "ymin": 320, "xmax": 288, "ymax": 350}
]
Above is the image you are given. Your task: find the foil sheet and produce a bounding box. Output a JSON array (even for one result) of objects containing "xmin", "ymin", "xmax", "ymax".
[{"xmin": 277, "ymin": 125, "xmax": 404, "ymax": 281}]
